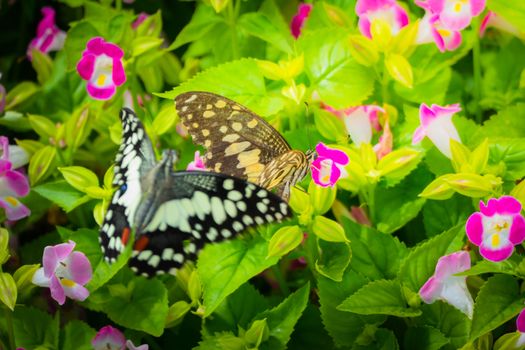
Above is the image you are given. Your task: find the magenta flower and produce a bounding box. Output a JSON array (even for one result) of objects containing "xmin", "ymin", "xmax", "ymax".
[
  {"xmin": 291, "ymin": 3, "xmax": 313, "ymax": 39},
  {"xmin": 26, "ymin": 7, "xmax": 66, "ymax": 60},
  {"xmin": 92, "ymin": 326, "xmax": 148, "ymax": 350},
  {"xmin": 480, "ymin": 11, "xmax": 523, "ymax": 38},
  {"xmin": 355, "ymin": 0, "xmax": 409, "ymax": 39},
  {"xmin": 76, "ymin": 37, "xmax": 126, "ymax": 100},
  {"xmin": 412, "ymin": 103, "xmax": 461, "ymax": 158},
  {"xmin": 324, "ymin": 104, "xmax": 384, "ymax": 146},
  {"xmin": 186, "ymin": 151, "xmax": 207, "ymax": 171},
  {"xmin": 466, "ymin": 196, "xmax": 525, "ymax": 262},
  {"xmin": 419, "ymin": 251, "xmax": 474, "ymax": 318},
  {"xmin": 416, "ymin": 0, "xmax": 485, "ymax": 31},
  {"xmin": 0, "ymin": 137, "xmax": 30, "ymax": 221},
  {"xmin": 310, "ymin": 143, "xmax": 349, "ymax": 187},
  {"xmin": 32, "ymin": 240, "xmax": 92, "ymax": 305},
  {"xmin": 416, "ymin": 12, "xmax": 462, "ymax": 52}
]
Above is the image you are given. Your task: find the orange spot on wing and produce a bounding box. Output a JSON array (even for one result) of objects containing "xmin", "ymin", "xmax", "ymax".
[
  {"xmin": 121, "ymin": 227, "xmax": 131, "ymax": 246},
  {"xmin": 133, "ymin": 236, "xmax": 149, "ymax": 252}
]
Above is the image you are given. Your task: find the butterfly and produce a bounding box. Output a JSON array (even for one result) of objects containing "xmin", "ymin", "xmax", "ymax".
[
  {"xmin": 175, "ymin": 91, "xmax": 315, "ymax": 201},
  {"xmin": 99, "ymin": 108, "xmax": 291, "ymax": 277}
]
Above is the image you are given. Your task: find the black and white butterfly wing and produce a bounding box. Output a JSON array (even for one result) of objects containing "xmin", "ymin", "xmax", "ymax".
[
  {"xmin": 175, "ymin": 91, "xmax": 292, "ymax": 183},
  {"xmin": 128, "ymin": 171, "xmax": 291, "ymax": 277},
  {"xmin": 99, "ymin": 108, "xmax": 156, "ymax": 262}
]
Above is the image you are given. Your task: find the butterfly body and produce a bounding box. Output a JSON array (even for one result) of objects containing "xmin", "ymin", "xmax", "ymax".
[
  {"xmin": 175, "ymin": 91, "xmax": 314, "ymax": 201},
  {"xmin": 99, "ymin": 108, "xmax": 291, "ymax": 277}
]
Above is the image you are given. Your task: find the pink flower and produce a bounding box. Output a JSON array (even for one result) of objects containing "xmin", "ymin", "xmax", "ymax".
[
  {"xmin": 416, "ymin": 0, "xmax": 485, "ymax": 31},
  {"xmin": 419, "ymin": 251, "xmax": 474, "ymax": 318},
  {"xmin": 416, "ymin": 12, "xmax": 462, "ymax": 52},
  {"xmin": 186, "ymin": 151, "xmax": 207, "ymax": 171},
  {"xmin": 310, "ymin": 143, "xmax": 349, "ymax": 187},
  {"xmin": 355, "ymin": 0, "xmax": 409, "ymax": 39},
  {"xmin": 76, "ymin": 37, "xmax": 126, "ymax": 100},
  {"xmin": 92, "ymin": 325, "xmax": 148, "ymax": 350},
  {"xmin": 291, "ymin": 3, "xmax": 313, "ymax": 39},
  {"xmin": 412, "ymin": 103, "xmax": 461, "ymax": 158},
  {"xmin": 373, "ymin": 121, "xmax": 393, "ymax": 159},
  {"xmin": 26, "ymin": 7, "xmax": 66, "ymax": 60},
  {"xmin": 132, "ymin": 12, "xmax": 149, "ymax": 30},
  {"xmin": 466, "ymin": 196, "xmax": 525, "ymax": 262},
  {"xmin": 324, "ymin": 104, "xmax": 384, "ymax": 146},
  {"xmin": 32, "ymin": 240, "xmax": 92, "ymax": 305},
  {"xmin": 480, "ymin": 11, "xmax": 523, "ymax": 38},
  {"xmin": 0, "ymin": 137, "xmax": 30, "ymax": 221}
]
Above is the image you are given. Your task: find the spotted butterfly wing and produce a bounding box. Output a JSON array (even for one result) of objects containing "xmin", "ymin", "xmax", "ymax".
[
  {"xmin": 175, "ymin": 91, "xmax": 313, "ymax": 201},
  {"xmin": 99, "ymin": 108, "xmax": 291, "ymax": 276}
]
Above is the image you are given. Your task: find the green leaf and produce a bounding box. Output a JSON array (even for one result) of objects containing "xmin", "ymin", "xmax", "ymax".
[
  {"xmin": 197, "ymin": 331, "xmax": 245, "ymax": 350},
  {"xmin": 159, "ymin": 58, "xmax": 282, "ymax": 116},
  {"xmin": 398, "ymin": 225, "xmax": 464, "ymax": 291},
  {"xmin": 353, "ymin": 328, "xmax": 400, "ymax": 350},
  {"xmin": 311, "ymin": 215, "xmax": 348, "ymax": 242},
  {"xmin": 168, "ymin": 4, "xmax": 224, "ymax": 50},
  {"xmin": 31, "ymin": 50, "xmax": 54, "ymax": 85},
  {"xmin": 28, "ymin": 145, "xmax": 57, "ymax": 185},
  {"xmin": 245, "ymin": 319, "xmax": 269, "ymax": 348},
  {"xmin": 475, "ymin": 103, "xmax": 525, "ymax": 140},
  {"xmin": 153, "ymin": 103, "xmax": 179, "ymax": 136},
  {"xmin": 315, "ymin": 238, "xmax": 351, "ymax": 282},
  {"xmin": 104, "ymin": 277, "xmax": 169, "ymax": 336},
  {"xmin": 318, "ymin": 268, "xmax": 386, "ymax": 347},
  {"xmin": 423, "ymin": 195, "xmax": 473, "ymax": 238},
  {"xmin": 13, "ymin": 264, "xmax": 40, "ymax": 297},
  {"xmin": 59, "ymin": 166, "xmax": 100, "ymax": 192},
  {"xmin": 165, "ymin": 300, "xmax": 192, "ymax": 328},
  {"xmin": 14, "ymin": 306, "xmax": 59, "ymax": 349},
  {"xmin": 458, "ymin": 259, "xmax": 517, "ymax": 277},
  {"xmin": 308, "ymin": 181, "xmax": 337, "ymax": 215},
  {"xmin": 300, "ymin": 28, "xmax": 375, "ymax": 109},
  {"xmin": 470, "ymin": 275, "xmax": 524, "ymax": 341},
  {"xmin": 404, "ymin": 326, "xmax": 450, "ymax": 350},
  {"xmin": 0, "ymin": 111, "xmax": 32, "ymax": 132},
  {"xmin": 486, "ymin": 1, "xmax": 525, "ymax": 33},
  {"xmin": 0, "ymin": 272, "xmax": 17, "ymax": 311},
  {"xmin": 385, "ymin": 53, "xmax": 413, "ymax": 88},
  {"xmin": 493, "ymin": 332, "xmax": 524, "ymax": 350},
  {"xmin": 313, "ymin": 108, "xmax": 348, "ymax": 143},
  {"xmin": 4, "ymin": 81, "xmax": 39, "ymax": 110},
  {"xmin": 28, "ymin": 114, "xmax": 56, "ymax": 139},
  {"xmin": 132, "ymin": 36, "xmax": 164, "ymax": 57},
  {"xmin": 0, "ymin": 227, "xmax": 8, "ymax": 265},
  {"xmin": 62, "ymin": 320, "xmax": 96, "ymax": 350},
  {"xmin": 33, "ymin": 180, "xmax": 91, "ymax": 212},
  {"xmin": 205, "ymin": 282, "xmax": 268, "ymax": 334},
  {"xmin": 338, "ymin": 279, "xmax": 421, "ymax": 317},
  {"xmin": 63, "ymin": 20, "xmax": 101, "ymax": 69},
  {"xmin": 255, "ymin": 282, "xmax": 310, "ymax": 350},
  {"xmin": 374, "ymin": 168, "xmax": 430, "ymax": 234},
  {"xmin": 489, "ymin": 139, "xmax": 525, "ymax": 181},
  {"xmin": 198, "ymin": 236, "xmax": 278, "ymax": 317},
  {"xmin": 238, "ymin": 12, "xmax": 292, "ymax": 54},
  {"xmin": 86, "ymin": 239, "xmax": 132, "ymax": 292},
  {"xmin": 287, "ymin": 304, "xmax": 335, "ymax": 349},
  {"xmin": 377, "ymin": 148, "xmax": 422, "ymax": 187},
  {"xmin": 343, "ymin": 218, "xmax": 408, "ymax": 280},
  {"xmin": 417, "ymin": 302, "xmax": 470, "ymax": 349},
  {"xmin": 267, "ymin": 225, "xmax": 304, "ymax": 259}
]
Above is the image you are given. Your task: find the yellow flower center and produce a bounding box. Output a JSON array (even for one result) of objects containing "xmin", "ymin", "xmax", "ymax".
[
  {"xmin": 5, "ymin": 196, "xmax": 18, "ymax": 206},
  {"xmin": 454, "ymin": 2, "xmax": 462, "ymax": 12},
  {"xmin": 491, "ymin": 233, "xmax": 500, "ymax": 247},
  {"xmin": 438, "ymin": 29, "xmax": 451, "ymax": 37},
  {"xmin": 60, "ymin": 278, "xmax": 75, "ymax": 288},
  {"xmin": 97, "ymin": 74, "xmax": 107, "ymax": 86}
]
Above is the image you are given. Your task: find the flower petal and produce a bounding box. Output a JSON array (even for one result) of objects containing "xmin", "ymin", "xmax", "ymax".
[
  {"xmin": 315, "ymin": 143, "xmax": 349, "ymax": 166},
  {"xmin": 440, "ymin": 0, "xmax": 473, "ymax": 31},
  {"xmin": 66, "ymin": 251, "xmax": 93, "ymax": 285},
  {"xmin": 419, "ymin": 276, "xmax": 443, "ymax": 303},
  {"xmin": 3, "ymin": 169, "xmax": 30, "ymax": 196},
  {"xmin": 517, "ymin": 308, "xmax": 525, "ymax": 333},
  {"xmin": 42, "ymin": 241, "xmax": 75, "ymax": 277},
  {"xmin": 434, "ymin": 251, "xmax": 471, "ymax": 280},
  {"xmin": 479, "ymin": 244, "xmax": 514, "ymax": 262},
  {"xmin": 77, "ymin": 54, "xmax": 96, "ymax": 81},
  {"xmin": 111, "ymin": 59, "xmax": 126, "ymax": 86},
  {"xmin": 31, "ymin": 267, "xmax": 50, "ymax": 287},
  {"xmin": 86, "ymin": 83, "xmax": 117, "ymax": 101},
  {"xmin": 495, "ymin": 195, "xmax": 522, "ymax": 215},
  {"xmin": 49, "ymin": 274, "xmax": 66, "ymax": 305},
  {"xmin": 92, "ymin": 326, "xmax": 126, "ymax": 350},
  {"xmin": 470, "ymin": 0, "xmax": 486, "ymax": 17},
  {"xmin": 509, "ymin": 215, "xmax": 525, "ymax": 245},
  {"xmin": 126, "ymin": 340, "xmax": 149, "ymax": 350},
  {"xmin": 439, "ymin": 276, "xmax": 474, "ymax": 318},
  {"xmin": 466, "ymin": 212, "xmax": 483, "ymax": 246},
  {"xmin": 61, "ymin": 278, "xmax": 90, "ymax": 302},
  {"xmin": 0, "ymin": 197, "xmax": 30, "ymax": 221}
]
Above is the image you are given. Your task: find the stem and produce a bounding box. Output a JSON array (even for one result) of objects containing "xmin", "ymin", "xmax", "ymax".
[
  {"xmin": 227, "ymin": 0, "xmax": 239, "ymax": 60},
  {"xmin": 472, "ymin": 28, "xmax": 482, "ymax": 124},
  {"xmin": 366, "ymin": 184, "xmax": 376, "ymax": 224},
  {"xmin": 4, "ymin": 309, "xmax": 15, "ymax": 350},
  {"xmin": 381, "ymin": 67, "xmax": 389, "ymax": 105},
  {"xmin": 115, "ymin": 0, "xmax": 122, "ymax": 11},
  {"xmin": 271, "ymin": 264, "xmax": 290, "ymax": 296}
]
